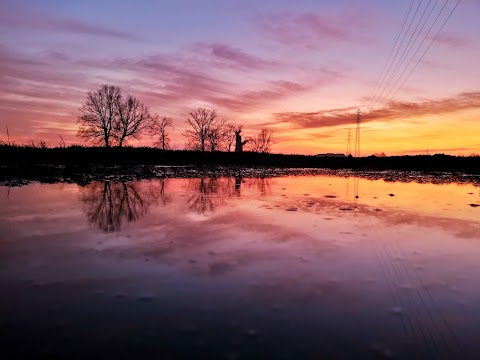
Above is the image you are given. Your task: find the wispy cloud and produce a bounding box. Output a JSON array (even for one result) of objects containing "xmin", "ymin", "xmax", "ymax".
[
  {"xmin": 0, "ymin": 7, "xmax": 136, "ymax": 39},
  {"xmin": 253, "ymin": 10, "xmax": 372, "ymax": 49},
  {"xmin": 190, "ymin": 42, "xmax": 279, "ymax": 70},
  {"xmin": 433, "ymin": 33, "xmax": 471, "ymax": 48},
  {"xmin": 267, "ymin": 92, "xmax": 480, "ymax": 129}
]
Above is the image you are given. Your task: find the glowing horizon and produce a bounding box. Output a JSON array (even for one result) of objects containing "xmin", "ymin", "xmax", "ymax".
[{"xmin": 0, "ymin": 0, "xmax": 479, "ymax": 156}]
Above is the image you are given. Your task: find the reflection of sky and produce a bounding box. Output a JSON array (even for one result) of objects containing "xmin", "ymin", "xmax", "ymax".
[
  {"xmin": 0, "ymin": 176, "xmax": 480, "ymax": 356},
  {"xmin": 0, "ymin": 0, "xmax": 479, "ymax": 155}
]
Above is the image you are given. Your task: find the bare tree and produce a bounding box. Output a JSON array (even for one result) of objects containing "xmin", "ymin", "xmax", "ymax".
[
  {"xmin": 249, "ymin": 128, "xmax": 274, "ymax": 153},
  {"xmin": 77, "ymin": 85, "xmax": 121, "ymax": 147},
  {"xmin": 207, "ymin": 118, "xmax": 227, "ymax": 151},
  {"xmin": 114, "ymin": 95, "xmax": 153, "ymax": 147},
  {"xmin": 183, "ymin": 107, "xmax": 219, "ymax": 151},
  {"xmin": 58, "ymin": 134, "xmax": 66, "ymax": 148},
  {"xmin": 151, "ymin": 116, "xmax": 174, "ymax": 150},
  {"xmin": 225, "ymin": 123, "xmax": 239, "ymax": 152}
]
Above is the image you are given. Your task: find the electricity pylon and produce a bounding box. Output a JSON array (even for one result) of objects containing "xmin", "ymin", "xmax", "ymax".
[
  {"xmin": 354, "ymin": 109, "xmax": 361, "ymax": 157},
  {"xmin": 346, "ymin": 129, "xmax": 352, "ymax": 156}
]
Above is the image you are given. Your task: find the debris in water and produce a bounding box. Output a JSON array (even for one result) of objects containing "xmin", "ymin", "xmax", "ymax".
[
  {"xmin": 388, "ymin": 193, "xmax": 395, "ymax": 197},
  {"xmin": 339, "ymin": 207, "xmax": 354, "ymax": 211},
  {"xmin": 469, "ymin": 203, "xmax": 479, "ymax": 207},
  {"xmin": 324, "ymin": 195, "xmax": 337, "ymax": 198},
  {"xmin": 286, "ymin": 207, "xmax": 298, "ymax": 211}
]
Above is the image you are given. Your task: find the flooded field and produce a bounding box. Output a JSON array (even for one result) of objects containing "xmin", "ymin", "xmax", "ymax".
[{"xmin": 1, "ymin": 175, "xmax": 480, "ymax": 359}]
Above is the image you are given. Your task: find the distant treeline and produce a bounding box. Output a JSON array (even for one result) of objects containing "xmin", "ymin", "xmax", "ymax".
[{"xmin": 0, "ymin": 145, "xmax": 479, "ymax": 174}]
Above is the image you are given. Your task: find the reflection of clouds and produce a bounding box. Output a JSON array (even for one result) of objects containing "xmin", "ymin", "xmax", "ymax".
[
  {"xmin": 277, "ymin": 194, "xmax": 480, "ymax": 240},
  {"xmin": 80, "ymin": 180, "xmax": 170, "ymax": 232},
  {"xmin": 361, "ymin": 208, "xmax": 480, "ymax": 240},
  {"xmin": 94, "ymin": 207, "xmax": 336, "ymax": 274}
]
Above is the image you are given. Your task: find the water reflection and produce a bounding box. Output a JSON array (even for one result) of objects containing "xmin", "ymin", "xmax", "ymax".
[
  {"xmin": 81, "ymin": 180, "xmax": 167, "ymax": 231},
  {"xmin": 2, "ymin": 176, "xmax": 480, "ymax": 358},
  {"xmin": 187, "ymin": 178, "xmax": 224, "ymax": 214},
  {"xmin": 186, "ymin": 177, "xmax": 271, "ymax": 214}
]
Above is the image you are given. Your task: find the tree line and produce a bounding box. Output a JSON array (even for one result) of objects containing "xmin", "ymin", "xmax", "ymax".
[{"xmin": 77, "ymin": 84, "xmax": 273, "ymax": 153}]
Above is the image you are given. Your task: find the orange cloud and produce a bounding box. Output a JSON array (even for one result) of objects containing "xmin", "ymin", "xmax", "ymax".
[{"xmin": 267, "ymin": 92, "xmax": 480, "ymax": 130}]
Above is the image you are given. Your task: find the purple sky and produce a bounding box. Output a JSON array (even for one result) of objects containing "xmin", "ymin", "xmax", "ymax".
[{"xmin": 1, "ymin": 0, "xmax": 479, "ymax": 154}]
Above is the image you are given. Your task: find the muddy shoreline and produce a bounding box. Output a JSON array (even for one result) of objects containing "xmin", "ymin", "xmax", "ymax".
[{"xmin": 1, "ymin": 164, "xmax": 480, "ymax": 187}]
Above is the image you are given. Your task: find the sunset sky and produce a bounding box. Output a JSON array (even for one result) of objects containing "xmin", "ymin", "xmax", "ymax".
[{"xmin": 0, "ymin": 0, "xmax": 479, "ymax": 155}]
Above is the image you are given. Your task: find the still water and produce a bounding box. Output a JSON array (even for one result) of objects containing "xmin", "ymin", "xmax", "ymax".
[{"xmin": 1, "ymin": 175, "xmax": 479, "ymax": 359}]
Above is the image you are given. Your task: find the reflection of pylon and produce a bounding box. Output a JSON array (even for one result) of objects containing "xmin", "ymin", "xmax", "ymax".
[
  {"xmin": 346, "ymin": 129, "xmax": 352, "ymax": 156},
  {"xmin": 354, "ymin": 109, "xmax": 361, "ymax": 157}
]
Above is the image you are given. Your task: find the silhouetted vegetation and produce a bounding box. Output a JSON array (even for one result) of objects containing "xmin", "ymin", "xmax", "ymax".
[
  {"xmin": 247, "ymin": 128, "xmax": 274, "ymax": 153},
  {"xmin": 1, "ymin": 144, "xmax": 480, "ymax": 187},
  {"xmin": 150, "ymin": 116, "xmax": 174, "ymax": 150},
  {"xmin": 77, "ymin": 85, "xmax": 155, "ymax": 147}
]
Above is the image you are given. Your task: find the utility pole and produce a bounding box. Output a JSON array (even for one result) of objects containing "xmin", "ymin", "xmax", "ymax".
[
  {"xmin": 6, "ymin": 125, "xmax": 10, "ymax": 146},
  {"xmin": 346, "ymin": 129, "xmax": 352, "ymax": 156},
  {"xmin": 354, "ymin": 109, "xmax": 361, "ymax": 157}
]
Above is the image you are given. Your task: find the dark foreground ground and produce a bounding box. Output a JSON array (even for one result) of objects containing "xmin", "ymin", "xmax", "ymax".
[{"xmin": 1, "ymin": 146, "xmax": 480, "ymax": 187}]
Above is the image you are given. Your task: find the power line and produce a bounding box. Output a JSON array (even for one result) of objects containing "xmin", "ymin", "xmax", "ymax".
[
  {"xmin": 361, "ymin": 0, "xmax": 416, "ymax": 111},
  {"xmin": 381, "ymin": 0, "xmax": 461, "ymax": 111},
  {"xmin": 375, "ymin": 0, "xmax": 440, "ymax": 110},
  {"xmin": 379, "ymin": 0, "xmax": 435, "ymax": 103},
  {"xmin": 367, "ymin": 0, "xmax": 424, "ymax": 112}
]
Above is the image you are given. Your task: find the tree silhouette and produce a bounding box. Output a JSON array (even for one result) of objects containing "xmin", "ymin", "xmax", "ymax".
[
  {"xmin": 207, "ymin": 118, "xmax": 227, "ymax": 151},
  {"xmin": 183, "ymin": 107, "xmax": 223, "ymax": 151},
  {"xmin": 114, "ymin": 95, "xmax": 153, "ymax": 147},
  {"xmin": 77, "ymin": 85, "xmax": 153, "ymax": 147},
  {"xmin": 151, "ymin": 116, "xmax": 174, "ymax": 150},
  {"xmin": 248, "ymin": 128, "xmax": 274, "ymax": 153},
  {"xmin": 77, "ymin": 85, "xmax": 121, "ymax": 148}
]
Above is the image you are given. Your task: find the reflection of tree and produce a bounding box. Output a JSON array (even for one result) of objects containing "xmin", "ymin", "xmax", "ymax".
[
  {"xmin": 186, "ymin": 177, "xmax": 272, "ymax": 214},
  {"xmin": 187, "ymin": 178, "xmax": 225, "ymax": 214},
  {"xmin": 81, "ymin": 180, "xmax": 168, "ymax": 232},
  {"xmin": 249, "ymin": 177, "xmax": 270, "ymax": 196}
]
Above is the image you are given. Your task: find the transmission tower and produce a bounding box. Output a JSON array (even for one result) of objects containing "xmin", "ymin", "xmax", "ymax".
[
  {"xmin": 346, "ymin": 129, "xmax": 352, "ymax": 156},
  {"xmin": 354, "ymin": 109, "xmax": 361, "ymax": 157}
]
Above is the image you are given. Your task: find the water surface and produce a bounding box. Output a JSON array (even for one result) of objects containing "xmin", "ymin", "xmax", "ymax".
[{"xmin": 1, "ymin": 175, "xmax": 479, "ymax": 358}]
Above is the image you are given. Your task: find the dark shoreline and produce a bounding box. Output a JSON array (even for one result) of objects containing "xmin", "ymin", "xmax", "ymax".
[
  {"xmin": 1, "ymin": 146, "xmax": 480, "ymax": 186},
  {"xmin": 2, "ymin": 164, "xmax": 480, "ymax": 188}
]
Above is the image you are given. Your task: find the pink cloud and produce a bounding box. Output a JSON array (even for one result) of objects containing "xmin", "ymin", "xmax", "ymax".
[
  {"xmin": 253, "ymin": 10, "xmax": 373, "ymax": 49},
  {"xmin": 0, "ymin": 7, "xmax": 136, "ymax": 39},
  {"xmin": 434, "ymin": 33, "xmax": 471, "ymax": 48},
  {"xmin": 0, "ymin": 40, "xmax": 344, "ymax": 146},
  {"xmin": 190, "ymin": 42, "xmax": 279, "ymax": 70}
]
